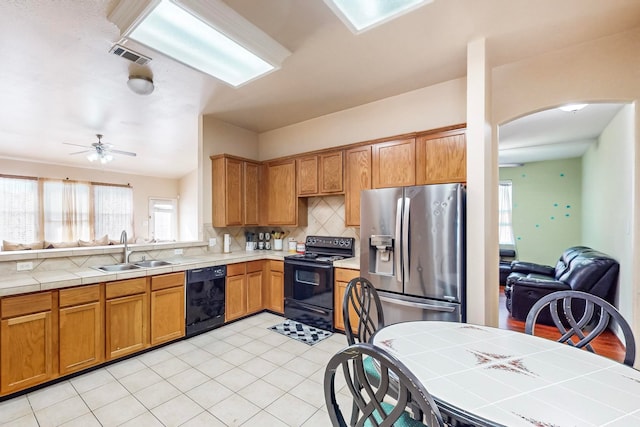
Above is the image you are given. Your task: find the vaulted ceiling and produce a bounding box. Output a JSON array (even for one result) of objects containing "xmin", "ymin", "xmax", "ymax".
[{"xmin": 0, "ymin": 0, "xmax": 639, "ymax": 178}]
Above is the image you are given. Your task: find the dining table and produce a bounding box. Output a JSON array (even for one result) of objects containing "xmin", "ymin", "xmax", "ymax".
[{"xmin": 371, "ymin": 320, "xmax": 640, "ymax": 427}]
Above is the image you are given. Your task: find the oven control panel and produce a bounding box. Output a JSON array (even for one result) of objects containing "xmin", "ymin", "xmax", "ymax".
[{"xmin": 305, "ymin": 235, "xmax": 354, "ymax": 250}]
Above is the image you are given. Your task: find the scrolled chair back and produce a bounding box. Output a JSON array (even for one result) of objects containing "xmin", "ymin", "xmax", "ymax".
[
  {"xmin": 343, "ymin": 277, "xmax": 384, "ymax": 345},
  {"xmin": 525, "ymin": 290, "xmax": 636, "ymax": 366},
  {"xmin": 324, "ymin": 342, "xmax": 445, "ymax": 427}
]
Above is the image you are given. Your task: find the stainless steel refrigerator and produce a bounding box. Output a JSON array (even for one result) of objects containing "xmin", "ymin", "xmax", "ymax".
[{"xmin": 360, "ymin": 183, "xmax": 465, "ymax": 324}]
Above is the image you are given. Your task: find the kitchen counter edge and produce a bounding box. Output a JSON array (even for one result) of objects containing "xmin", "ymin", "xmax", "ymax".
[{"xmin": 0, "ymin": 251, "xmax": 290, "ymax": 297}]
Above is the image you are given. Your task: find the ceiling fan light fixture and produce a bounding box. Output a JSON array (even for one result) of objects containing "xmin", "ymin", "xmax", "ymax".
[{"xmin": 127, "ymin": 75, "xmax": 154, "ymax": 95}]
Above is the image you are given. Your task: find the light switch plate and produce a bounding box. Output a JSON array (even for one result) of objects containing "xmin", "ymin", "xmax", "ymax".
[
  {"xmin": 174, "ymin": 248, "xmax": 184, "ymax": 255},
  {"xmin": 209, "ymin": 238, "xmax": 217, "ymax": 247},
  {"xmin": 17, "ymin": 261, "xmax": 33, "ymax": 271}
]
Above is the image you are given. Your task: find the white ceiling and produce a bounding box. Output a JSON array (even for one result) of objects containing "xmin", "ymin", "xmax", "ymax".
[
  {"xmin": 498, "ymin": 103, "xmax": 626, "ymax": 165},
  {"xmin": 0, "ymin": 0, "xmax": 639, "ymax": 178}
]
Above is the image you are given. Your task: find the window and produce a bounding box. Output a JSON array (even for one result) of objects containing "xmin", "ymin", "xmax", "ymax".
[
  {"xmin": 0, "ymin": 176, "xmax": 39, "ymax": 243},
  {"xmin": 149, "ymin": 198, "xmax": 177, "ymax": 242},
  {"xmin": 0, "ymin": 175, "xmax": 134, "ymax": 245},
  {"xmin": 94, "ymin": 184, "xmax": 134, "ymax": 240},
  {"xmin": 498, "ymin": 181, "xmax": 515, "ymax": 245},
  {"xmin": 43, "ymin": 180, "xmax": 91, "ymax": 242}
]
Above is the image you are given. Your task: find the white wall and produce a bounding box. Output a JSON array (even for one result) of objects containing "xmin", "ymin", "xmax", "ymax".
[
  {"xmin": 0, "ymin": 158, "xmax": 179, "ymax": 240},
  {"xmin": 201, "ymin": 117, "xmax": 260, "ymax": 227},
  {"xmin": 178, "ymin": 169, "xmax": 198, "ymax": 241},
  {"xmin": 582, "ymin": 104, "xmax": 635, "ymax": 315},
  {"xmin": 258, "ymin": 78, "xmax": 467, "ymax": 160}
]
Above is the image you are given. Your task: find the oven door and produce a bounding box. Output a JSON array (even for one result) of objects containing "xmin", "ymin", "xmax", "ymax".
[
  {"xmin": 284, "ymin": 259, "xmax": 335, "ymax": 330},
  {"xmin": 284, "ymin": 259, "xmax": 334, "ymax": 310}
]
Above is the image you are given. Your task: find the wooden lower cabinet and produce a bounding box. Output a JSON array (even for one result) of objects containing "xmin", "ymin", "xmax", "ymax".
[
  {"xmin": 226, "ymin": 261, "xmax": 264, "ymax": 321},
  {"xmin": 226, "ymin": 263, "xmax": 248, "ymax": 322},
  {"xmin": 59, "ymin": 285, "xmax": 103, "ymax": 375},
  {"xmin": 0, "ymin": 292, "xmax": 56, "ymax": 394},
  {"xmin": 265, "ymin": 260, "xmax": 284, "ymax": 313},
  {"xmin": 150, "ymin": 272, "xmax": 185, "ymax": 346},
  {"xmin": 334, "ymin": 268, "xmax": 360, "ymax": 332},
  {"xmin": 246, "ymin": 261, "xmax": 264, "ymax": 314},
  {"xmin": 105, "ymin": 278, "xmax": 149, "ymax": 360}
]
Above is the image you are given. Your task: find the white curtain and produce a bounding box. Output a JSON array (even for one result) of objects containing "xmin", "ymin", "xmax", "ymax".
[
  {"xmin": 43, "ymin": 180, "xmax": 91, "ymax": 242},
  {"xmin": 0, "ymin": 176, "xmax": 39, "ymax": 243},
  {"xmin": 94, "ymin": 184, "xmax": 133, "ymax": 241},
  {"xmin": 498, "ymin": 181, "xmax": 515, "ymax": 245}
]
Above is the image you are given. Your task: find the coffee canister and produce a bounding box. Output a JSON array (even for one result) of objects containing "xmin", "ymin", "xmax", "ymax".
[{"xmin": 296, "ymin": 242, "xmax": 305, "ymax": 254}]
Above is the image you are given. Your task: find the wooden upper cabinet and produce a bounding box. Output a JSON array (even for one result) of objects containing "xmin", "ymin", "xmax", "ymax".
[
  {"xmin": 244, "ymin": 161, "xmax": 260, "ymax": 225},
  {"xmin": 211, "ymin": 154, "xmax": 259, "ymax": 227},
  {"xmin": 297, "ymin": 156, "xmax": 318, "ymax": 196},
  {"xmin": 297, "ymin": 151, "xmax": 344, "ymax": 196},
  {"xmin": 416, "ymin": 128, "xmax": 467, "ymax": 184},
  {"xmin": 344, "ymin": 145, "xmax": 372, "ymax": 227},
  {"xmin": 266, "ymin": 159, "xmax": 307, "ymax": 226},
  {"xmin": 319, "ymin": 151, "xmax": 344, "ymax": 194},
  {"xmin": 371, "ymin": 138, "xmax": 416, "ymax": 188}
]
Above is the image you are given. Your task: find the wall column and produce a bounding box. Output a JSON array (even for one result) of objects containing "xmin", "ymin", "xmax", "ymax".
[{"xmin": 466, "ymin": 38, "xmax": 499, "ymax": 326}]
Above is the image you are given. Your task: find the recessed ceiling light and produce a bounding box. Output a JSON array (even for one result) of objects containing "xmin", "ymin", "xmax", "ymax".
[
  {"xmin": 324, "ymin": 0, "xmax": 433, "ymax": 34},
  {"xmin": 558, "ymin": 103, "xmax": 588, "ymax": 112},
  {"xmin": 109, "ymin": 0, "xmax": 291, "ymax": 87}
]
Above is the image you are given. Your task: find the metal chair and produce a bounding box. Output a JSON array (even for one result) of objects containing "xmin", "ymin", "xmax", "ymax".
[
  {"xmin": 343, "ymin": 277, "xmax": 385, "ymax": 346},
  {"xmin": 525, "ymin": 290, "xmax": 636, "ymax": 366},
  {"xmin": 342, "ymin": 277, "xmax": 386, "ymax": 423},
  {"xmin": 324, "ymin": 342, "xmax": 444, "ymax": 427}
]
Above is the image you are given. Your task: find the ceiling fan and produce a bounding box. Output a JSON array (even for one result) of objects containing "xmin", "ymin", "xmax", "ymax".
[{"xmin": 64, "ymin": 134, "xmax": 137, "ymax": 164}]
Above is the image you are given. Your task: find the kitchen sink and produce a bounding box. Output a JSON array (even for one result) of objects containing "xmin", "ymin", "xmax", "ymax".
[
  {"xmin": 95, "ymin": 263, "xmax": 142, "ymax": 272},
  {"xmin": 133, "ymin": 260, "xmax": 173, "ymax": 268}
]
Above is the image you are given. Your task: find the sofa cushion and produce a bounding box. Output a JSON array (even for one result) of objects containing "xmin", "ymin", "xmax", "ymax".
[{"xmin": 2, "ymin": 240, "xmax": 44, "ymax": 251}]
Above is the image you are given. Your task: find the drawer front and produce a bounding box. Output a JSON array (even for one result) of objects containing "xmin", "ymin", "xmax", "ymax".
[
  {"xmin": 59, "ymin": 284, "xmax": 101, "ymax": 308},
  {"xmin": 246, "ymin": 260, "xmax": 263, "ymax": 273},
  {"xmin": 335, "ymin": 268, "xmax": 359, "ymax": 283},
  {"xmin": 106, "ymin": 278, "xmax": 147, "ymax": 299},
  {"xmin": 1, "ymin": 292, "xmax": 52, "ymax": 319},
  {"xmin": 151, "ymin": 272, "xmax": 185, "ymax": 291},
  {"xmin": 269, "ymin": 260, "xmax": 284, "ymax": 273},
  {"xmin": 227, "ymin": 262, "xmax": 246, "ymax": 277}
]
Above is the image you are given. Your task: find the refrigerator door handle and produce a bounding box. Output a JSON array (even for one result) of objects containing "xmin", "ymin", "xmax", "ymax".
[
  {"xmin": 379, "ymin": 295, "xmax": 456, "ymax": 312},
  {"xmin": 402, "ymin": 197, "xmax": 410, "ymax": 284},
  {"xmin": 395, "ymin": 198, "xmax": 403, "ymax": 284}
]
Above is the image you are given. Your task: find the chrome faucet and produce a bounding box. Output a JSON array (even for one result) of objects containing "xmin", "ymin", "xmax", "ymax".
[{"xmin": 120, "ymin": 230, "xmax": 132, "ymax": 264}]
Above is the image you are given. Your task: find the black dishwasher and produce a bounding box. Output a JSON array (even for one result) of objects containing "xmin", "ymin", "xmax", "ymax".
[{"xmin": 185, "ymin": 265, "xmax": 226, "ymax": 337}]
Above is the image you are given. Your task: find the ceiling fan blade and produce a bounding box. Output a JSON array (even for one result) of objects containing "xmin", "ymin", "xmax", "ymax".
[
  {"xmin": 110, "ymin": 149, "xmax": 137, "ymax": 157},
  {"xmin": 63, "ymin": 142, "xmax": 91, "ymax": 148},
  {"xmin": 69, "ymin": 149, "xmax": 92, "ymax": 155}
]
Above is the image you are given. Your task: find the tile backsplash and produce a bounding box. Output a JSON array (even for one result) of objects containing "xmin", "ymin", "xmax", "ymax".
[{"xmin": 205, "ymin": 195, "xmax": 360, "ymax": 254}]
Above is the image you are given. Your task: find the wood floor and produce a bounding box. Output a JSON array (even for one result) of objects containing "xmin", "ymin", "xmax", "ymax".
[{"xmin": 498, "ymin": 286, "xmax": 627, "ymax": 364}]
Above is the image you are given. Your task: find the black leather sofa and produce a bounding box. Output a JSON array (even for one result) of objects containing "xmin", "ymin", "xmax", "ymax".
[
  {"xmin": 499, "ymin": 248, "xmax": 517, "ymax": 285},
  {"xmin": 504, "ymin": 246, "xmax": 619, "ymax": 323}
]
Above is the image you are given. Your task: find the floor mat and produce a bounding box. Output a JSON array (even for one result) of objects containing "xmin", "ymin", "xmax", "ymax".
[{"xmin": 269, "ymin": 320, "xmax": 333, "ymax": 346}]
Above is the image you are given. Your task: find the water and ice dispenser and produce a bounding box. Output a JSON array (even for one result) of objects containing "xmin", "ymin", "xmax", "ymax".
[{"xmin": 368, "ymin": 235, "xmax": 394, "ymax": 275}]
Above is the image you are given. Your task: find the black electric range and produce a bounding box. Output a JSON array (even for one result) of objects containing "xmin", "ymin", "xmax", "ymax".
[{"xmin": 283, "ymin": 236, "xmax": 355, "ymax": 331}]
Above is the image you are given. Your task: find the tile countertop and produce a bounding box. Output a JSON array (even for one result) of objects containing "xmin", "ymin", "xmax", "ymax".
[
  {"xmin": 0, "ymin": 250, "xmax": 288, "ymax": 298},
  {"xmin": 333, "ymin": 257, "xmax": 360, "ymax": 270}
]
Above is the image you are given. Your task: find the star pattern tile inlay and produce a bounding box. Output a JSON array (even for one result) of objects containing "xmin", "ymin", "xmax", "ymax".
[{"xmin": 468, "ymin": 350, "xmax": 537, "ymax": 377}]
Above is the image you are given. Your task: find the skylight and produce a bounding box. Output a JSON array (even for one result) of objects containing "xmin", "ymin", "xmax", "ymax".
[
  {"xmin": 109, "ymin": 0, "xmax": 291, "ymax": 87},
  {"xmin": 324, "ymin": 0, "xmax": 433, "ymax": 34}
]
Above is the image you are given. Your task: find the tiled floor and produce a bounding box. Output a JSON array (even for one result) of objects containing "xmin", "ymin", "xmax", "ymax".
[{"xmin": 0, "ymin": 312, "xmax": 352, "ymax": 427}]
